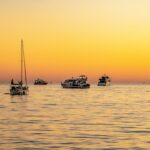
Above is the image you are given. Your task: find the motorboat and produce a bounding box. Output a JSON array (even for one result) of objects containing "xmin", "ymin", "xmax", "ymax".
[
  {"xmin": 61, "ymin": 75, "xmax": 90, "ymax": 88},
  {"xmin": 10, "ymin": 40, "xmax": 29, "ymax": 95},
  {"xmin": 34, "ymin": 78, "xmax": 48, "ymax": 85},
  {"xmin": 98, "ymin": 75, "xmax": 111, "ymax": 86}
]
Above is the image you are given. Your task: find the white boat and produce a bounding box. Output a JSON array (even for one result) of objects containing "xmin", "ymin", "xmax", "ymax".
[
  {"xmin": 10, "ymin": 40, "xmax": 29, "ymax": 95},
  {"xmin": 61, "ymin": 75, "xmax": 90, "ymax": 88},
  {"xmin": 98, "ymin": 75, "xmax": 111, "ymax": 86},
  {"xmin": 34, "ymin": 78, "xmax": 48, "ymax": 85}
]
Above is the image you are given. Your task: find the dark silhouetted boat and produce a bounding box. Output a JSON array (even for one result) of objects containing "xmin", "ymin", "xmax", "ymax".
[
  {"xmin": 98, "ymin": 75, "xmax": 111, "ymax": 86},
  {"xmin": 34, "ymin": 78, "xmax": 48, "ymax": 85},
  {"xmin": 10, "ymin": 40, "xmax": 29, "ymax": 95},
  {"xmin": 61, "ymin": 75, "xmax": 90, "ymax": 88}
]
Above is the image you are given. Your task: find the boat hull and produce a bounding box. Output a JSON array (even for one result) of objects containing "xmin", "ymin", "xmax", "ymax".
[
  {"xmin": 98, "ymin": 82, "xmax": 110, "ymax": 86},
  {"xmin": 61, "ymin": 83, "xmax": 90, "ymax": 89},
  {"xmin": 34, "ymin": 83, "xmax": 48, "ymax": 85},
  {"xmin": 10, "ymin": 85, "xmax": 29, "ymax": 95}
]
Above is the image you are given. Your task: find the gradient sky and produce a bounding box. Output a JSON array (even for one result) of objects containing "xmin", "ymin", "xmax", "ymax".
[{"xmin": 0, "ymin": 0, "xmax": 150, "ymax": 83}]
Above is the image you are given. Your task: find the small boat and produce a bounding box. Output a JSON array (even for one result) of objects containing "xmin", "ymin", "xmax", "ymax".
[
  {"xmin": 34, "ymin": 78, "xmax": 48, "ymax": 85},
  {"xmin": 10, "ymin": 40, "xmax": 29, "ymax": 95},
  {"xmin": 98, "ymin": 75, "xmax": 111, "ymax": 86},
  {"xmin": 61, "ymin": 75, "xmax": 90, "ymax": 88}
]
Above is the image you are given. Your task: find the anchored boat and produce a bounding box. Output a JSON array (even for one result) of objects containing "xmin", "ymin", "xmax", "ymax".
[
  {"xmin": 61, "ymin": 75, "xmax": 90, "ymax": 89},
  {"xmin": 98, "ymin": 75, "xmax": 111, "ymax": 86},
  {"xmin": 10, "ymin": 40, "xmax": 29, "ymax": 95},
  {"xmin": 34, "ymin": 78, "xmax": 48, "ymax": 85}
]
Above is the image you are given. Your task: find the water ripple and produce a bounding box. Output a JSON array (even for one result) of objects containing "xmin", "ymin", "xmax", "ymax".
[{"xmin": 0, "ymin": 84, "xmax": 150, "ymax": 149}]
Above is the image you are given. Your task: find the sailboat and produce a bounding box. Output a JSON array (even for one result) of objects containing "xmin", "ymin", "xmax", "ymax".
[{"xmin": 10, "ymin": 40, "xmax": 29, "ymax": 95}]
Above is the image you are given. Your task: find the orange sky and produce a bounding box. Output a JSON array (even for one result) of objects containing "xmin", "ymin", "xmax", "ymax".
[{"xmin": 0, "ymin": 0, "xmax": 150, "ymax": 83}]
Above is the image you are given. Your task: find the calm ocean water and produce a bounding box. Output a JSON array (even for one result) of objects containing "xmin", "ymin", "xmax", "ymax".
[{"xmin": 0, "ymin": 84, "xmax": 150, "ymax": 150}]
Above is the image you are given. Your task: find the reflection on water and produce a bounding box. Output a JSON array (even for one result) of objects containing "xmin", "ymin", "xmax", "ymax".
[{"xmin": 0, "ymin": 84, "xmax": 150, "ymax": 149}]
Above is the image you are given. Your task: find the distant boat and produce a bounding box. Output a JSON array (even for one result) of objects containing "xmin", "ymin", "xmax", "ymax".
[
  {"xmin": 34, "ymin": 78, "xmax": 48, "ymax": 85},
  {"xmin": 10, "ymin": 40, "xmax": 29, "ymax": 95},
  {"xmin": 61, "ymin": 75, "xmax": 90, "ymax": 89},
  {"xmin": 98, "ymin": 75, "xmax": 111, "ymax": 86}
]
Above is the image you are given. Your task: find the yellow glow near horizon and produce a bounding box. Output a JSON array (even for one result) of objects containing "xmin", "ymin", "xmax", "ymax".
[{"xmin": 0, "ymin": 0, "xmax": 150, "ymax": 83}]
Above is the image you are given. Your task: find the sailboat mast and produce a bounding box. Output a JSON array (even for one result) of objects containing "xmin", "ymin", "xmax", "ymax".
[
  {"xmin": 22, "ymin": 40, "xmax": 28, "ymax": 86},
  {"xmin": 21, "ymin": 40, "xmax": 23, "ymax": 85}
]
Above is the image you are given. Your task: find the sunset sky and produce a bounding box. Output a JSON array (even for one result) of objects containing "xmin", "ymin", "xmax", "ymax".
[{"xmin": 1, "ymin": 0, "xmax": 150, "ymax": 83}]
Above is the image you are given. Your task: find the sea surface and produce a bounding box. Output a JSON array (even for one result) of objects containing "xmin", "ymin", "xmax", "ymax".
[{"xmin": 0, "ymin": 84, "xmax": 150, "ymax": 150}]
